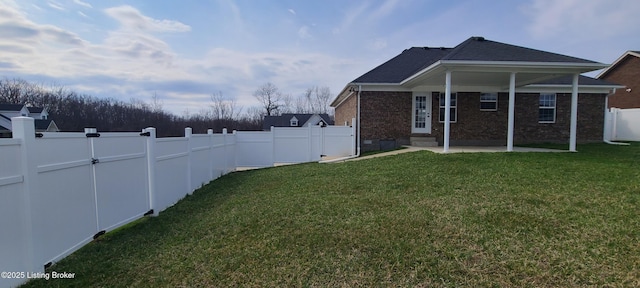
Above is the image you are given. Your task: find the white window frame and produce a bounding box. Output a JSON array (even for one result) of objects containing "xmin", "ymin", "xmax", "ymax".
[
  {"xmin": 438, "ymin": 92, "xmax": 457, "ymax": 123},
  {"xmin": 538, "ymin": 93, "xmax": 556, "ymax": 123},
  {"xmin": 480, "ymin": 92, "xmax": 498, "ymax": 111},
  {"xmin": 290, "ymin": 118, "xmax": 298, "ymax": 126}
]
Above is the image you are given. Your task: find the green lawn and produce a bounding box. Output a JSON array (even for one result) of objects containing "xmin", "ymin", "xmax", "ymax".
[{"xmin": 22, "ymin": 143, "xmax": 640, "ymax": 287}]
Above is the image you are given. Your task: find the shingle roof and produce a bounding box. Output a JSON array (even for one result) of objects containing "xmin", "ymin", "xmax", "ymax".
[
  {"xmin": 352, "ymin": 47, "xmax": 452, "ymax": 83},
  {"xmin": 534, "ymin": 75, "xmax": 619, "ymax": 86},
  {"xmin": 442, "ymin": 37, "xmax": 599, "ymax": 63},
  {"xmin": 353, "ymin": 37, "xmax": 600, "ymax": 84},
  {"xmin": 35, "ymin": 119, "xmax": 53, "ymax": 130},
  {"xmin": 27, "ymin": 107, "xmax": 43, "ymax": 113},
  {"xmin": 0, "ymin": 103, "xmax": 25, "ymax": 111},
  {"xmin": 263, "ymin": 113, "xmax": 333, "ymax": 130}
]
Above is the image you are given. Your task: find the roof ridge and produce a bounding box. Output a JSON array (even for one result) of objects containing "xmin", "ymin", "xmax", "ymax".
[{"xmin": 440, "ymin": 36, "xmax": 482, "ymax": 60}]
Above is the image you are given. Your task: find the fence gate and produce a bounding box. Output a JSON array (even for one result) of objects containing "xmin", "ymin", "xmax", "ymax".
[{"xmin": 87, "ymin": 130, "xmax": 150, "ymax": 232}]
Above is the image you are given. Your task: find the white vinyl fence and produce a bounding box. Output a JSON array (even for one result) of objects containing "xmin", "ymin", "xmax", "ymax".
[
  {"xmin": 604, "ymin": 108, "xmax": 640, "ymax": 142},
  {"xmin": 0, "ymin": 117, "xmax": 354, "ymax": 288}
]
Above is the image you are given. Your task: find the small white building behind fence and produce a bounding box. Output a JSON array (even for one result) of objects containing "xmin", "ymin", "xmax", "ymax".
[{"xmin": 0, "ymin": 117, "xmax": 355, "ymax": 288}]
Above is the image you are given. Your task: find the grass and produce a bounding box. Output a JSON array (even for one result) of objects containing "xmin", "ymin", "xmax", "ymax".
[
  {"xmin": 359, "ymin": 146, "xmax": 407, "ymax": 157},
  {"xmin": 22, "ymin": 143, "xmax": 640, "ymax": 287}
]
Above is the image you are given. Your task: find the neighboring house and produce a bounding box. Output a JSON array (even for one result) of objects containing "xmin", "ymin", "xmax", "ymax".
[
  {"xmin": 0, "ymin": 103, "xmax": 59, "ymax": 137},
  {"xmin": 596, "ymin": 50, "xmax": 640, "ymax": 108},
  {"xmin": 263, "ymin": 113, "xmax": 334, "ymax": 130},
  {"xmin": 331, "ymin": 36, "xmax": 621, "ymax": 152}
]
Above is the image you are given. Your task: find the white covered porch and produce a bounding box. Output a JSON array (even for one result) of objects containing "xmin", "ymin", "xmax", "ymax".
[{"xmin": 401, "ymin": 61, "xmax": 608, "ymax": 152}]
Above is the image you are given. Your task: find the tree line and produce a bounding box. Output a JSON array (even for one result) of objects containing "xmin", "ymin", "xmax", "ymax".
[{"xmin": 0, "ymin": 78, "xmax": 334, "ymax": 137}]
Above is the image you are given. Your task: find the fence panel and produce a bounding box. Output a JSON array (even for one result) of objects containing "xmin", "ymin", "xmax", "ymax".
[
  {"xmin": 609, "ymin": 108, "xmax": 640, "ymax": 141},
  {"xmin": 225, "ymin": 133, "xmax": 236, "ymax": 173},
  {"xmin": 273, "ymin": 127, "xmax": 312, "ymax": 163},
  {"xmin": 235, "ymin": 131, "xmax": 273, "ymax": 168},
  {"xmin": 322, "ymin": 126, "xmax": 354, "ymax": 157},
  {"xmin": 91, "ymin": 133, "xmax": 149, "ymax": 232},
  {"xmin": 1, "ymin": 119, "xmax": 358, "ymax": 288},
  {"xmin": 31, "ymin": 133, "xmax": 97, "ymax": 266},
  {"xmin": 0, "ymin": 139, "xmax": 30, "ymax": 288},
  {"xmin": 210, "ymin": 134, "xmax": 227, "ymax": 179},
  {"xmin": 310, "ymin": 126, "xmax": 322, "ymax": 161},
  {"xmin": 155, "ymin": 137, "xmax": 189, "ymax": 211},
  {"xmin": 191, "ymin": 134, "xmax": 213, "ymax": 189}
]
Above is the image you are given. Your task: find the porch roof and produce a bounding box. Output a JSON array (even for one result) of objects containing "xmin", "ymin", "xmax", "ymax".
[{"xmin": 332, "ymin": 37, "xmax": 610, "ymax": 107}]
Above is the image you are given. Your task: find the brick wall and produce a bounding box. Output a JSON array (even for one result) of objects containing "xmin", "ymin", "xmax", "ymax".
[
  {"xmin": 359, "ymin": 91, "xmax": 412, "ymax": 151},
  {"xmin": 601, "ymin": 55, "xmax": 640, "ymax": 108},
  {"xmin": 341, "ymin": 91, "xmax": 605, "ymax": 150},
  {"xmin": 334, "ymin": 92, "xmax": 357, "ymax": 127}
]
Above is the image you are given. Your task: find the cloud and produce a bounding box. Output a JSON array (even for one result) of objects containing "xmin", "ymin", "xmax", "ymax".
[
  {"xmin": 524, "ymin": 0, "xmax": 640, "ymax": 40},
  {"xmin": 369, "ymin": 38, "xmax": 387, "ymax": 51},
  {"xmin": 105, "ymin": 5, "xmax": 191, "ymax": 33},
  {"xmin": 0, "ymin": 23, "xmax": 40, "ymax": 38},
  {"xmin": 77, "ymin": 11, "xmax": 88, "ymax": 18},
  {"xmin": 73, "ymin": 0, "xmax": 92, "ymax": 9},
  {"xmin": 0, "ymin": 2, "xmax": 364, "ymax": 115},
  {"xmin": 332, "ymin": 2, "xmax": 371, "ymax": 35},
  {"xmin": 369, "ymin": 0, "xmax": 400, "ymax": 21},
  {"xmin": 47, "ymin": 1, "xmax": 65, "ymax": 11},
  {"xmin": 298, "ymin": 26, "xmax": 311, "ymax": 40},
  {"xmin": 288, "ymin": 9, "xmax": 296, "ymax": 15}
]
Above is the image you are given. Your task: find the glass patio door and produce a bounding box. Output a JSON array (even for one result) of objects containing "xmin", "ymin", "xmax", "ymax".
[{"xmin": 412, "ymin": 94, "xmax": 431, "ymax": 134}]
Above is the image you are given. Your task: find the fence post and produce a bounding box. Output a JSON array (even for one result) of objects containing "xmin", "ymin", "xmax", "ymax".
[
  {"xmin": 308, "ymin": 125, "xmax": 313, "ymax": 162},
  {"xmin": 222, "ymin": 128, "xmax": 228, "ymax": 174},
  {"xmin": 232, "ymin": 130, "xmax": 237, "ymax": 171},
  {"xmin": 207, "ymin": 129, "xmax": 214, "ymax": 180},
  {"xmin": 144, "ymin": 127, "xmax": 158, "ymax": 216},
  {"xmin": 351, "ymin": 117, "xmax": 357, "ymax": 156},
  {"xmin": 271, "ymin": 126, "xmax": 276, "ymax": 166},
  {"xmin": 12, "ymin": 117, "xmax": 41, "ymax": 275},
  {"xmin": 612, "ymin": 108, "xmax": 619, "ymax": 141},
  {"xmin": 185, "ymin": 127, "xmax": 193, "ymax": 195}
]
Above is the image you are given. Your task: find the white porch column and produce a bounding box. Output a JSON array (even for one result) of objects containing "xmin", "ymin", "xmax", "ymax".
[
  {"xmin": 570, "ymin": 73, "xmax": 579, "ymax": 152},
  {"xmin": 507, "ymin": 72, "xmax": 516, "ymax": 151},
  {"xmin": 444, "ymin": 71, "xmax": 451, "ymax": 153}
]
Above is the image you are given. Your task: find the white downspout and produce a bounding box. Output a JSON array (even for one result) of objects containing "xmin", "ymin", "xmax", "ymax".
[
  {"xmin": 603, "ymin": 88, "xmax": 630, "ymax": 146},
  {"xmin": 320, "ymin": 85, "xmax": 362, "ymax": 163},
  {"xmin": 356, "ymin": 84, "xmax": 361, "ymax": 157}
]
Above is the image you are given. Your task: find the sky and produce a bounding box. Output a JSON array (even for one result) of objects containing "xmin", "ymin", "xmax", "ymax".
[{"xmin": 0, "ymin": 0, "xmax": 639, "ymax": 115}]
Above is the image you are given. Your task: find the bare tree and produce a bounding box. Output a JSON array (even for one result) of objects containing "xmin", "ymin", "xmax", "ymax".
[
  {"xmin": 280, "ymin": 93, "xmax": 295, "ymax": 114},
  {"xmin": 253, "ymin": 82, "xmax": 282, "ymax": 116},
  {"xmin": 210, "ymin": 91, "xmax": 241, "ymax": 120},
  {"xmin": 306, "ymin": 86, "xmax": 332, "ymax": 115},
  {"xmin": 150, "ymin": 92, "xmax": 164, "ymax": 113}
]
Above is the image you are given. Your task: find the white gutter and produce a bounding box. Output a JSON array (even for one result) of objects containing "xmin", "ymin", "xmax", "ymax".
[
  {"xmin": 603, "ymin": 88, "xmax": 631, "ymax": 146},
  {"xmin": 320, "ymin": 84, "xmax": 362, "ymax": 163}
]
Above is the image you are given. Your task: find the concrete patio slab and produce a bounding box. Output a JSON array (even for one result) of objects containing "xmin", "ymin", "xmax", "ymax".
[{"xmin": 339, "ymin": 145, "xmax": 567, "ymax": 162}]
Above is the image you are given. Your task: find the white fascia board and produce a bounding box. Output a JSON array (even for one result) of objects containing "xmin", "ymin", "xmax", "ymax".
[
  {"xmin": 516, "ymin": 84, "xmax": 622, "ymax": 94},
  {"xmin": 330, "ymin": 91, "xmax": 351, "ymax": 108},
  {"xmin": 439, "ymin": 60, "xmax": 609, "ymax": 72},
  {"xmin": 400, "ymin": 61, "xmax": 444, "ymax": 85},
  {"xmin": 358, "ymin": 84, "xmax": 408, "ymax": 91},
  {"xmin": 411, "ymin": 85, "xmax": 504, "ymax": 93},
  {"xmin": 330, "ymin": 84, "xmax": 353, "ymax": 107},
  {"xmin": 400, "ymin": 60, "xmax": 608, "ymax": 86},
  {"xmin": 596, "ymin": 51, "xmax": 640, "ymax": 78}
]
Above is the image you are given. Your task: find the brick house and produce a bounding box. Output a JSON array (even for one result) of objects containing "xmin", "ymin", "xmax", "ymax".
[
  {"xmin": 597, "ymin": 51, "xmax": 640, "ymax": 108},
  {"xmin": 331, "ymin": 37, "xmax": 620, "ymax": 152}
]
